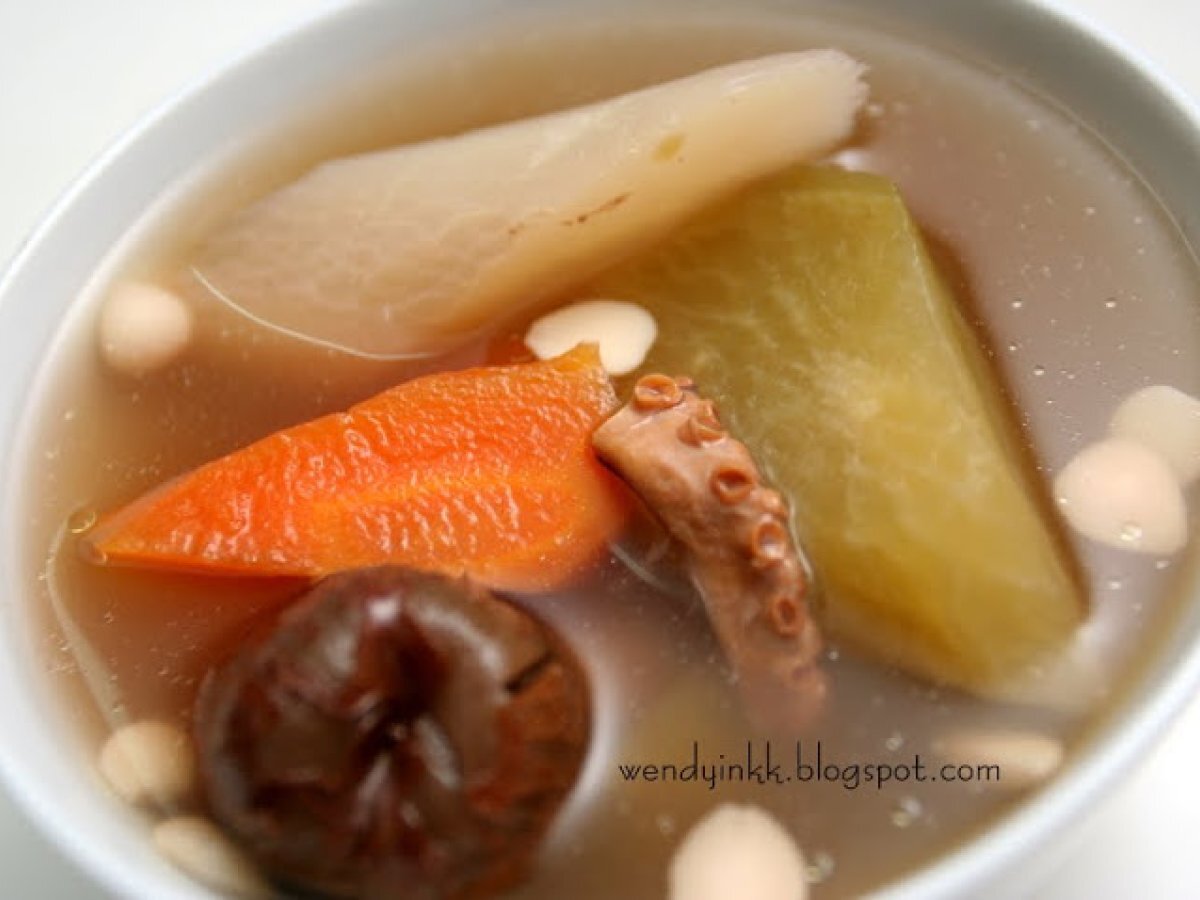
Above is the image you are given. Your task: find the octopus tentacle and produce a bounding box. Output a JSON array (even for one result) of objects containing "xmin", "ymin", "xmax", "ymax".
[{"xmin": 593, "ymin": 374, "xmax": 826, "ymax": 731}]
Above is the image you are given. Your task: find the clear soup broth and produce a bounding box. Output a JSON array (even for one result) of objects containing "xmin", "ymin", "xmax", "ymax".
[{"xmin": 21, "ymin": 7, "xmax": 1200, "ymax": 899}]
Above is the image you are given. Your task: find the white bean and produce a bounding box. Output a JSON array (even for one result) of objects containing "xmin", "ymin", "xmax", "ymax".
[
  {"xmin": 525, "ymin": 299, "xmax": 657, "ymax": 375},
  {"xmin": 669, "ymin": 803, "xmax": 807, "ymax": 900},
  {"xmin": 1053, "ymin": 437, "xmax": 1187, "ymax": 555},
  {"xmin": 933, "ymin": 728, "xmax": 1064, "ymax": 790},
  {"xmin": 153, "ymin": 816, "xmax": 270, "ymax": 899},
  {"xmin": 97, "ymin": 719, "xmax": 195, "ymax": 808},
  {"xmin": 990, "ymin": 633, "xmax": 1109, "ymax": 715},
  {"xmin": 1110, "ymin": 384, "xmax": 1200, "ymax": 484},
  {"xmin": 99, "ymin": 281, "xmax": 193, "ymax": 376}
]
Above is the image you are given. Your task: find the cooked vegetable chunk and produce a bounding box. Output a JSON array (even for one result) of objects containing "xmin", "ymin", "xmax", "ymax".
[
  {"xmin": 591, "ymin": 166, "xmax": 1084, "ymax": 694},
  {"xmin": 188, "ymin": 51, "xmax": 866, "ymax": 357},
  {"xmin": 86, "ymin": 346, "xmax": 629, "ymax": 591}
]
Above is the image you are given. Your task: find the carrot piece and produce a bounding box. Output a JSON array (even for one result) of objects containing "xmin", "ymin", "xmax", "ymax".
[{"xmin": 86, "ymin": 345, "xmax": 630, "ymax": 592}]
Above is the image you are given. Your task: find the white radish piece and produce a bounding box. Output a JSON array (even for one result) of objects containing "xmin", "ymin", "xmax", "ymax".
[
  {"xmin": 669, "ymin": 804, "xmax": 808, "ymax": 900},
  {"xmin": 99, "ymin": 282, "xmax": 193, "ymax": 375},
  {"xmin": 190, "ymin": 51, "xmax": 867, "ymax": 357},
  {"xmin": 525, "ymin": 300, "xmax": 657, "ymax": 374},
  {"xmin": 1110, "ymin": 384, "xmax": 1200, "ymax": 484},
  {"xmin": 1054, "ymin": 438, "xmax": 1187, "ymax": 555}
]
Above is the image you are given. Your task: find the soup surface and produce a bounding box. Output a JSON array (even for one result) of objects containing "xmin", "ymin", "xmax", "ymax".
[{"xmin": 21, "ymin": 7, "xmax": 1200, "ymax": 898}]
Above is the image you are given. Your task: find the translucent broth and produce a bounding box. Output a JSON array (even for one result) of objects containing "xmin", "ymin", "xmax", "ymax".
[{"xmin": 21, "ymin": 8, "xmax": 1200, "ymax": 898}]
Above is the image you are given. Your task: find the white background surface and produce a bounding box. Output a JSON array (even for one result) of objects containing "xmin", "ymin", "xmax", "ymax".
[{"xmin": 2, "ymin": 1, "xmax": 1200, "ymax": 897}]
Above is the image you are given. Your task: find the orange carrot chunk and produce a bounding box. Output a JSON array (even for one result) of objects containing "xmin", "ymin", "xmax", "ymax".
[{"xmin": 86, "ymin": 345, "xmax": 630, "ymax": 592}]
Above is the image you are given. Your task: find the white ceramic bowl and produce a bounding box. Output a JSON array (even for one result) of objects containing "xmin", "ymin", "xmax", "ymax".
[{"xmin": 2, "ymin": 2, "xmax": 1200, "ymax": 898}]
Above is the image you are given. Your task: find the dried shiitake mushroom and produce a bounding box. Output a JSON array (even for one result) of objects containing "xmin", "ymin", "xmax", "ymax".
[{"xmin": 193, "ymin": 567, "xmax": 590, "ymax": 899}]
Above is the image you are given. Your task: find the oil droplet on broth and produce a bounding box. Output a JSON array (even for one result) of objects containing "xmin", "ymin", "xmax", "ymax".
[
  {"xmin": 67, "ymin": 508, "xmax": 98, "ymax": 535},
  {"xmin": 656, "ymin": 813, "xmax": 677, "ymax": 837},
  {"xmin": 891, "ymin": 796, "xmax": 923, "ymax": 829},
  {"xmin": 1120, "ymin": 522, "xmax": 1144, "ymax": 545},
  {"xmin": 805, "ymin": 850, "xmax": 836, "ymax": 884}
]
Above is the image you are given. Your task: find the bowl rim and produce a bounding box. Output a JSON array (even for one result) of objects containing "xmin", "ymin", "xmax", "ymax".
[{"xmin": 2, "ymin": 1, "xmax": 1200, "ymax": 899}]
